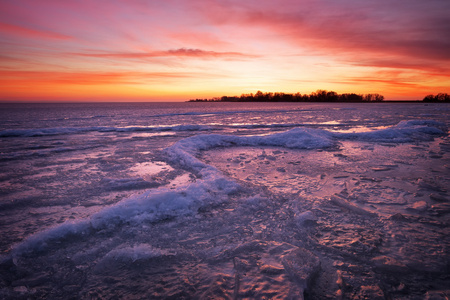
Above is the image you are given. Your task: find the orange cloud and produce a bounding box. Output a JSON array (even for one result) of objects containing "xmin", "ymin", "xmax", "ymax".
[
  {"xmin": 0, "ymin": 70, "xmax": 217, "ymax": 86},
  {"xmin": 0, "ymin": 69, "xmax": 234, "ymax": 101}
]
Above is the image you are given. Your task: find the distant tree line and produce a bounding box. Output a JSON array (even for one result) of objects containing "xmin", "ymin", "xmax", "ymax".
[
  {"xmin": 189, "ymin": 90, "xmax": 385, "ymax": 102},
  {"xmin": 423, "ymin": 93, "xmax": 450, "ymax": 102}
]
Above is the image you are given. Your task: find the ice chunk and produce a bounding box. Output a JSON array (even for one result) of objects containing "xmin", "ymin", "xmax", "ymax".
[
  {"xmin": 410, "ymin": 200, "xmax": 428, "ymax": 212},
  {"xmin": 430, "ymin": 203, "xmax": 450, "ymax": 215},
  {"xmin": 295, "ymin": 211, "xmax": 318, "ymax": 226},
  {"xmin": 371, "ymin": 166, "xmax": 392, "ymax": 172},
  {"xmin": 11, "ymin": 272, "xmax": 52, "ymax": 288},
  {"xmin": 424, "ymin": 290, "xmax": 450, "ymax": 299},
  {"xmin": 13, "ymin": 286, "xmax": 29, "ymax": 294},
  {"xmin": 372, "ymin": 256, "xmax": 409, "ymax": 274},
  {"xmin": 358, "ymin": 285, "xmax": 385, "ymax": 299},
  {"xmin": 244, "ymin": 194, "xmax": 267, "ymax": 206},
  {"xmin": 430, "ymin": 193, "xmax": 449, "ymax": 202},
  {"xmin": 329, "ymin": 195, "xmax": 375, "ymax": 216},
  {"xmin": 282, "ymin": 247, "xmax": 321, "ymax": 297}
]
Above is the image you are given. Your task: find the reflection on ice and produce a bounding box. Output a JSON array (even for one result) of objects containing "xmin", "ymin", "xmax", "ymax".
[
  {"xmin": 130, "ymin": 161, "xmax": 174, "ymax": 179},
  {"xmin": 129, "ymin": 132, "xmax": 177, "ymax": 138},
  {"xmin": 328, "ymin": 125, "xmax": 390, "ymax": 133},
  {"xmin": 168, "ymin": 173, "xmax": 195, "ymax": 189}
]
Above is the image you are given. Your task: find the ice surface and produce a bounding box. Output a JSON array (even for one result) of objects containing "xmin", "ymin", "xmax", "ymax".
[
  {"xmin": 101, "ymin": 244, "xmax": 171, "ymax": 262},
  {"xmin": 1, "ymin": 102, "xmax": 449, "ymax": 299},
  {"xmin": 151, "ymin": 108, "xmax": 310, "ymax": 117},
  {"xmin": 0, "ymin": 124, "xmax": 213, "ymax": 137}
]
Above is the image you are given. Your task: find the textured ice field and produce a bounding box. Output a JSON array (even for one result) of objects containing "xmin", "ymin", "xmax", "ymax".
[{"xmin": 0, "ymin": 102, "xmax": 449, "ymax": 299}]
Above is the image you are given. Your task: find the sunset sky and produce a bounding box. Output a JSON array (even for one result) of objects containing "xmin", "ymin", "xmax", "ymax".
[{"xmin": 1, "ymin": 0, "xmax": 449, "ymax": 101}]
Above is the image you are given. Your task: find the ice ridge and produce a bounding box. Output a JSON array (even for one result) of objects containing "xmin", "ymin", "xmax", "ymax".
[{"xmin": 334, "ymin": 120, "xmax": 446, "ymax": 142}]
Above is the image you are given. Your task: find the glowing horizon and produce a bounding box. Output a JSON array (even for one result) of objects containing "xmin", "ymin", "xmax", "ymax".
[{"xmin": 1, "ymin": 0, "xmax": 449, "ymax": 102}]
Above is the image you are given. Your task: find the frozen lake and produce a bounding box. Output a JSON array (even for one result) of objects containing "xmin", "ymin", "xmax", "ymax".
[{"xmin": 0, "ymin": 102, "xmax": 449, "ymax": 299}]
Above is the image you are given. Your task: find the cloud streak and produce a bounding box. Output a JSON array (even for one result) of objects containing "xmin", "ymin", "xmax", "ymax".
[{"xmin": 75, "ymin": 48, "xmax": 257, "ymax": 60}]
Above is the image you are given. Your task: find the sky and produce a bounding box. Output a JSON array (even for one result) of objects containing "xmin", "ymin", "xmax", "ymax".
[{"xmin": 0, "ymin": 0, "xmax": 449, "ymax": 102}]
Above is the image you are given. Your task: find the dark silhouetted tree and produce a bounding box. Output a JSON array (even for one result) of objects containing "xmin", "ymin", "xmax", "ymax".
[
  {"xmin": 189, "ymin": 90, "xmax": 386, "ymax": 103},
  {"xmin": 423, "ymin": 93, "xmax": 450, "ymax": 102}
]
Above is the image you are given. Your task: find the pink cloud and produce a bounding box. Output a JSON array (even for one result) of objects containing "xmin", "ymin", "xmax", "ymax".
[
  {"xmin": 348, "ymin": 58, "xmax": 450, "ymax": 75},
  {"xmin": 193, "ymin": 0, "xmax": 450, "ymax": 70},
  {"xmin": 169, "ymin": 31, "xmax": 232, "ymax": 49},
  {"xmin": 0, "ymin": 21, "xmax": 71, "ymax": 40}
]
